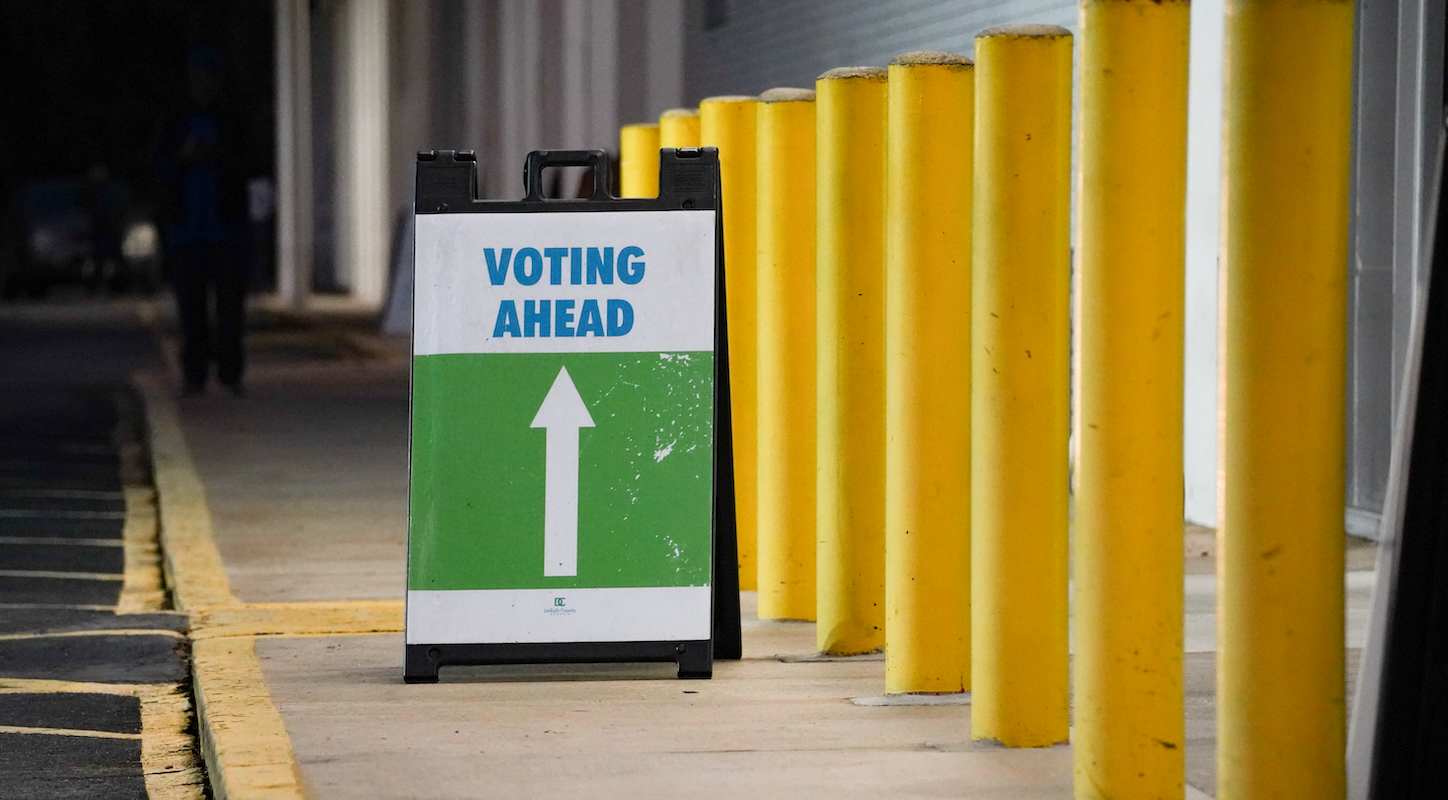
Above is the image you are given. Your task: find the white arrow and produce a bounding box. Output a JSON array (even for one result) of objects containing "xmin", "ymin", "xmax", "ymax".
[{"xmin": 530, "ymin": 366, "xmax": 595, "ymax": 577}]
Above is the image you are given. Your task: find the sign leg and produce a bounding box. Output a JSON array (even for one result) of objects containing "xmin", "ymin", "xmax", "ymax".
[
  {"xmin": 403, "ymin": 645, "xmax": 441, "ymax": 684},
  {"xmin": 677, "ymin": 641, "xmax": 713, "ymax": 679}
]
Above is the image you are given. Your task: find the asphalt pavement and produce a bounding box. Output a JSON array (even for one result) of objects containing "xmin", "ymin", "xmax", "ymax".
[{"xmin": 0, "ymin": 297, "xmax": 196, "ymax": 800}]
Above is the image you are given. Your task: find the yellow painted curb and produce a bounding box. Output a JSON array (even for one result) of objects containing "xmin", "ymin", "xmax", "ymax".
[
  {"xmin": 119, "ymin": 485, "xmax": 167, "ymax": 614},
  {"xmin": 132, "ymin": 371, "xmax": 238, "ymax": 612},
  {"xmin": 192, "ymin": 637, "xmax": 306, "ymax": 800},
  {"xmin": 141, "ymin": 685, "xmax": 210, "ymax": 800},
  {"xmin": 134, "ymin": 368, "xmax": 305, "ymax": 800},
  {"xmin": 133, "ymin": 346, "xmax": 408, "ymax": 800},
  {"xmin": 192, "ymin": 601, "xmax": 405, "ymax": 641}
]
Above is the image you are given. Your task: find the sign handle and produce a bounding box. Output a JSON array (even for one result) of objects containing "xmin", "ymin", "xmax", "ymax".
[{"xmin": 523, "ymin": 149, "xmax": 613, "ymax": 202}]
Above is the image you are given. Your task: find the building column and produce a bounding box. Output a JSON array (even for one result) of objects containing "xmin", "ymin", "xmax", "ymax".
[
  {"xmin": 498, "ymin": 0, "xmax": 541, "ymax": 199},
  {"xmin": 463, "ymin": 0, "xmax": 493, "ymax": 189},
  {"xmin": 561, "ymin": 0, "xmax": 618, "ymax": 193},
  {"xmin": 393, "ymin": 0, "xmax": 432, "ymax": 216},
  {"xmin": 335, "ymin": 0, "xmax": 390, "ymax": 308},
  {"xmin": 645, "ymin": 0, "xmax": 685, "ymax": 117},
  {"xmin": 275, "ymin": 0, "xmax": 313, "ymax": 308},
  {"xmin": 562, "ymin": 2, "xmax": 589, "ymax": 150},
  {"xmin": 589, "ymin": 1, "xmax": 620, "ymax": 154}
]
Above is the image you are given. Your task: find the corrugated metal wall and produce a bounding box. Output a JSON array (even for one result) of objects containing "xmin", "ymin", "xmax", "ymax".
[{"xmin": 685, "ymin": 0, "xmax": 1075, "ymax": 100}]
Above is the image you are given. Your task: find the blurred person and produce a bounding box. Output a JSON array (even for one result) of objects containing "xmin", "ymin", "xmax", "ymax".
[
  {"xmin": 79, "ymin": 163, "xmax": 125, "ymax": 289},
  {"xmin": 153, "ymin": 45, "xmax": 248, "ymax": 396}
]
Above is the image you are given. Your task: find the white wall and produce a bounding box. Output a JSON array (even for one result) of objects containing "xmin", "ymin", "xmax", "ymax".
[{"xmin": 1184, "ymin": 0, "xmax": 1225, "ymax": 528}]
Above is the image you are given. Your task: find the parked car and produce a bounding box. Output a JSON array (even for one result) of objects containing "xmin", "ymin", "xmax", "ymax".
[{"xmin": 1, "ymin": 170, "xmax": 161, "ymax": 298}]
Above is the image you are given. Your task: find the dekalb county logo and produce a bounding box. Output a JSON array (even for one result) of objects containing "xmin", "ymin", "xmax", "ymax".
[{"xmin": 545, "ymin": 596, "xmax": 575, "ymax": 616}]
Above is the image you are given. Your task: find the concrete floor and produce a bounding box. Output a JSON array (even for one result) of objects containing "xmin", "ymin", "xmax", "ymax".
[
  {"xmin": 258, "ymin": 602, "xmax": 1078, "ymax": 800},
  {"xmin": 251, "ymin": 594, "xmax": 1365, "ymax": 800},
  {"xmin": 174, "ymin": 327, "xmax": 1375, "ymax": 799},
  {"xmin": 178, "ymin": 363, "xmax": 410, "ymax": 603}
]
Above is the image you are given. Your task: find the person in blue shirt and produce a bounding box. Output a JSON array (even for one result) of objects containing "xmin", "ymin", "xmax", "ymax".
[{"xmin": 153, "ymin": 45, "xmax": 248, "ymax": 396}]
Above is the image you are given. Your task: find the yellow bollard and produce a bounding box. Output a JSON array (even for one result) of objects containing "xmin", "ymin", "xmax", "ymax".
[
  {"xmin": 700, "ymin": 95, "xmax": 762, "ymax": 592},
  {"xmin": 815, "ymin": 67, "xmax": 888, "ymax": 655},
  {"xmin": 659, "ymin": 107, "xmax": 701, "ymax": 149},
  {"xmin": 970, "ymin": 25, "xmax": 1073, "ymax": 748},
  {"xmin": 1075, "ymin": 1, "xmax": 1190, "ymax": 795},
  {"xmin": 755, "ymin": 87, "xmax": 817, "ymax": 621},
  {"xmin": 1220, "ymin": 0, "xmax": 1354, "ymax": 797},
  {"xmin": 884, "ymin": 52, "xmax": 973, "ymax": 694},
  {"xmin": 618, "ymin": 123, "xmax": 660, "ymax": 198}
]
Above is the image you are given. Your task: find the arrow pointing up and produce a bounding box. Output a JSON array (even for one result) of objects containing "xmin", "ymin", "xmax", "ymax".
[{"xmin": 531, "ymin": 367, "xmax": 595, "ymax": 577}]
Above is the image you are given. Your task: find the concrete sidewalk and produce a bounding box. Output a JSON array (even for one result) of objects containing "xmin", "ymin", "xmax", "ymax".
[{"xmin": 149, "ymin": 320, "xmax": 1375, "ymax": 800}]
